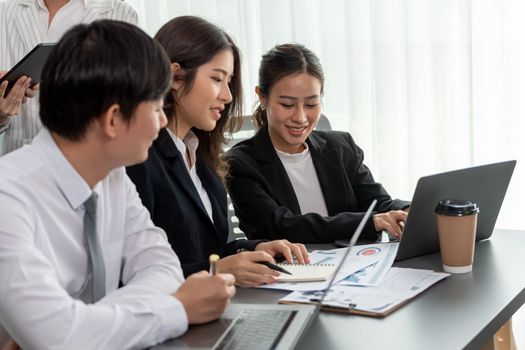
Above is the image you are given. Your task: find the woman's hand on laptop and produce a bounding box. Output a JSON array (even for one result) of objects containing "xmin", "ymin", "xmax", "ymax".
[
  {"xmin": 373, "ymin": 210, "xmax": 408, "ymax": 238},
  {"xmin": 174, "ymin": 271, "xmax": 236, "ymax": 324}
]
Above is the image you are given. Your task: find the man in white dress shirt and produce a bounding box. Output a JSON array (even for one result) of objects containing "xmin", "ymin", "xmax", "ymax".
[
  {"xmin": 0, "ymin": 0, "xmax": 138, "ymax": 154},
  {"xmin": 0, "ymin": 20, "xmax": 236, "ymax": 349}
]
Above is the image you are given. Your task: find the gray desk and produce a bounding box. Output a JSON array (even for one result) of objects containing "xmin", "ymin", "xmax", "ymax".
[{"xmin": 160, "ymin": 229, "xmax": 525, "ymax": 350}]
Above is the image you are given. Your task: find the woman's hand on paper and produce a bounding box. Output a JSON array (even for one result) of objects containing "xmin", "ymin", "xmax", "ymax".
[
  {"xmin": 218, "ymin": 251, "xmax": 281, "ymax": 287},
  {"xmin": 256, "ymin": 239, "xmax": 310, "ymax": 264}
]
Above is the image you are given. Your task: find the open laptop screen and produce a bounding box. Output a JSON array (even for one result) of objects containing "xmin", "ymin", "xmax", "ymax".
[{"xmin": 396, "ymin": 160, "xmax": 515, "ymax": 260}]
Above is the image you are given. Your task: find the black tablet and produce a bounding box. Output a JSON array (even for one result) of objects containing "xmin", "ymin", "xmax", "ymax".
[{"xmin": 0, "ymin": 43, "xmax": 55, "ymax": 95}]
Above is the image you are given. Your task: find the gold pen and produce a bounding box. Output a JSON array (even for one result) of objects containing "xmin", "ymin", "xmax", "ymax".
[{"xmin": 209, "ymin": 254, "xmax": 220, "ymax": 275}]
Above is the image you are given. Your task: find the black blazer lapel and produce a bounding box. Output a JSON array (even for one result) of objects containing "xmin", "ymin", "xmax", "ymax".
[
  {"xmin": 308, "ymin": 133, "xmax": 352, "ymax": 214},
  {"xmin": 197, "ymin": 160, "xmax": 228, "ymax": 238},
  {"xmin": 252, "ymin": 127, "xmax": 302, "ymax": 214},
  {"xmin": 154, "ymin": 129, "xmax": 213, "ymax": 225}
]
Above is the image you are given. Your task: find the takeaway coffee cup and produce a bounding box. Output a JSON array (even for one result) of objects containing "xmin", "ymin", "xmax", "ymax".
[{"xmin": 435, "ymin": 200, "xmax": 479, "ymax": 273}]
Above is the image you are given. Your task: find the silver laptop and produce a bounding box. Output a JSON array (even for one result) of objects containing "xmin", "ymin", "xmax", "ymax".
[
  {"xmin": 153, "ymin": 200, "xmax": 377, "ymax": 350},
  {"xmin": 396, "ymin": 160, "xmax": 516, "ymax": 260}
]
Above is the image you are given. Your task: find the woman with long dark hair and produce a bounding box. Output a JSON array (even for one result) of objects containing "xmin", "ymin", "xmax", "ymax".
[{"xmin": 127, "ymin": 17, "xmax": 308, "ymax": 287}]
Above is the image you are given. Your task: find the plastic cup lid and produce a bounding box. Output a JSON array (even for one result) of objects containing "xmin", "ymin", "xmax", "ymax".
[{"xmin": 435, "ymin": 199, "xmax": 479, "ymax": 216}]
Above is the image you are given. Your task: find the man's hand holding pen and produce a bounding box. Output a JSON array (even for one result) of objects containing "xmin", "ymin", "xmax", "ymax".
[{"xmin": 173, "ymin": 255, "xmax": 236, "ymax": 324}]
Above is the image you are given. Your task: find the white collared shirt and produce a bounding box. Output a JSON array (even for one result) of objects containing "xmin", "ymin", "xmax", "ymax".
[
  {"xmin": 36, "ymin": 0, "xmax": 86, "ymax": 41},
  {"xmin": 167, "ymin": 128, "xmax": 214, "ymax": 223},
  {"xmin": 0, "ymin": 128, "xmax": 188, "ymax": 349},
  {"xmin": 276, "ymin": 144, "xmax": 329, "ymax": 216}
]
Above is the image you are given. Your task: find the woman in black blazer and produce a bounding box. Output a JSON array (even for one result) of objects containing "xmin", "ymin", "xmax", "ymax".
[
  {"xmin": 226, "ymin": 44, "xmax": 410, "ymax": 244},
  {"xmin": 126, "ymin": 17, "xmax": 308, "ymax": 287}
]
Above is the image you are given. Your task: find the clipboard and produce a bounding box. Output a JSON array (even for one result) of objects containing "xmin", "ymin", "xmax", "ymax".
[
  {"xmin": 279, "ymin": 299, "xmax": 401, "ymax": 318},
  {"xmin": 0, "ymin": 43, "xmax": 55, "ymax": 94},
  {"xmin": 279, "ymin": 270, "xmax": 449, "ymax": 318}
]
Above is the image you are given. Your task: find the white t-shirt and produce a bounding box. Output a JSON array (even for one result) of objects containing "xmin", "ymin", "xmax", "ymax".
[{"xmin": 276, "ymin": 144, "xmax": 329, "ymax": 216}]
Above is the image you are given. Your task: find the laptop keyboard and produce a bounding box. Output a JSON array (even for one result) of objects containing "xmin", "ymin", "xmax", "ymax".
[{"xmin": 214, "ymin": 309, "xmax": 297, "ymax": 350}]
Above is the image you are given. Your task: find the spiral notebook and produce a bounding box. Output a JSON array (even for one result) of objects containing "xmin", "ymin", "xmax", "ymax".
[{"xmin": 276, "ymin": 263, "xmax": 337, "ymax": 282}]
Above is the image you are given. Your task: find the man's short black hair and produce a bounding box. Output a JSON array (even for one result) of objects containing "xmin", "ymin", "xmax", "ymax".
[{"xmin": 40, "ymin": 20, "xmax": 172, "ymax": 141}]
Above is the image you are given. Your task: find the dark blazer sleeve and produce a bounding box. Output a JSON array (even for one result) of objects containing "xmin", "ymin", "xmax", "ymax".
[
  {"xmin": 224, "ymin": 239, "xmax": 269, "ymax": 256},
  {"xmin": 225, "ymin": 129, "xmax": 410, "ymax": 244},
  {"xmin": 126, "ymin": 156, "xmax": 211, "ymax": 277},
  {"xmin": 126, "ymin": 137, "xmax": 269, "ymax": 278}
]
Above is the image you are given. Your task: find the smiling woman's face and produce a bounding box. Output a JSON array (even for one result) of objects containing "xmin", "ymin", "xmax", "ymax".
[
  {"xmin": 260, "ymin": 72, "xmax": 322, "ymax": 154},
  {"xmin": 173, "ymin": 49, "xmax": 234, "ymax": 138}
]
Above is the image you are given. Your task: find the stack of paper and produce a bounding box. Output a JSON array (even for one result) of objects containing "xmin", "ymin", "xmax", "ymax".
[
  {"xmin": 256, "ymin": 242, "xmax": 450, "ymax": 317},
  {"xmin": 258, "ymin": 243, "xmax": 399, "ymax": 291},
  {"xmin": 280, "ymin": 267, "xmax": 449, "ymax": 316}
]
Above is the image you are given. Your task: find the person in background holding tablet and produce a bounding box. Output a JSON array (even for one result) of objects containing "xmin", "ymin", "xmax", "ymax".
[
  {"xmin": 0, "ymin": 20, "xmax": 235, "ymax": 349},
  {"xmin": 225, "ymin": 44, "xmax": 411, "ymax": 244},
  {"xmin": 0, "ymin": 74, "xmax": 38, "ymax": 134},
  {"xmin": 0, "ymin": 0, "xmax": 137, "ymax": 154},
  {"xmin": 126, "ymin": 16, "xmax": 309, "ymax": 288}
]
